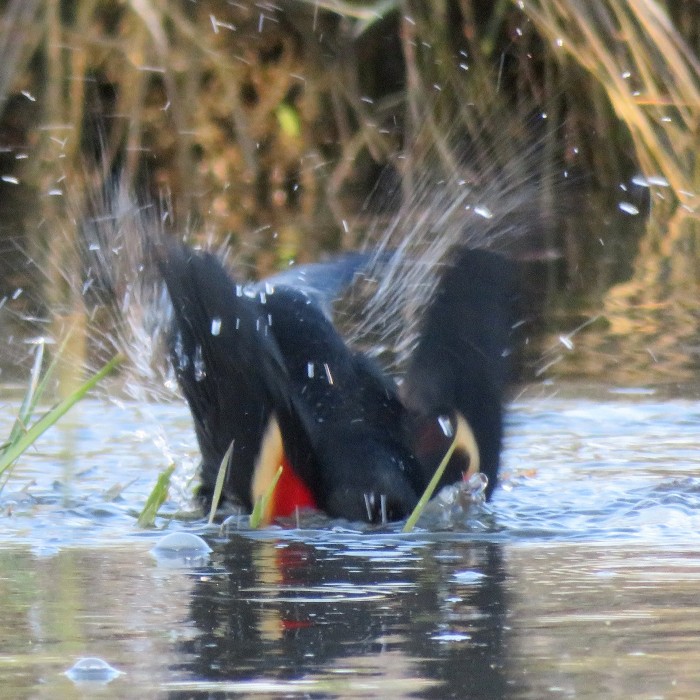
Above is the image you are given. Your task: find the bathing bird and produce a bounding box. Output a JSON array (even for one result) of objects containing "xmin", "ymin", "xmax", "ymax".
[{"xmin": 159, "ymin": 243, "xmax": 518, "ymax": 524}]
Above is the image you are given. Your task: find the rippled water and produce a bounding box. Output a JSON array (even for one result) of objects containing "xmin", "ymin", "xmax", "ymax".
[{"xmin": 1, "ymin": 386, "xmax": 700, "ymax": 698}]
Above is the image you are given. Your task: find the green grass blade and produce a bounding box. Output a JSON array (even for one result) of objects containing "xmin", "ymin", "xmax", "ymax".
[
  {"xmin": 138, "ymin": 462, "xmax": 176, "ymax": 528},
  {"xmin": 208, "ymin": 440, "xmax": 233, "ymax": 524},
  {"xmin": 30, "ymin": 332, "xmax": 76, "ymax": 415},
  {"xmin": 249, "ymin": 465, "xmax": 283, "ymax": 529},
  {"xmin": 5, "ymin": 332, "xmax": 77, "ymax": 452},
  {"xmin": 4, "ymin": 341, "xmax": 45, "ymax": 450},
  {"xmin": 402, "ymin": 436, "xmax": 459, "ymax": 534},
  {"xmin": 248, "ymin": 495, "xmax": 263, "ymax": 529},
  {"xmin": 0, "ymin": 354, "xmax": 123, "ymax": 481}
]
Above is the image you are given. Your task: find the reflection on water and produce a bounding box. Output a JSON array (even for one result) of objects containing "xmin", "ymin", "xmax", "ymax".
[
  {"xmin": 171, "ymin": 535, "xmax": 508, "ymax": 699},
  {"xmin": 1, "ymin": 390, "xmax": 700, "ymax": 697}
]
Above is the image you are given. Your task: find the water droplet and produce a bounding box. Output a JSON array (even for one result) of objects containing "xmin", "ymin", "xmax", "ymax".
[
  {"xmin": 453, "ymin": 570, "xmax": 485, "ymax": 584},
  {"xmin": 193, "ymin": 345, "xmax": 206, "ymax": 381},
  {"xmin": 173, "ymin": 332, "xmax": 189, "ymax": 371},
  {"xmin": 618, "ymin": 202, "xmax": 639, "ymax": 215},
  {"xmin": 164, "ymin": 364, "xmax": 178, "ymax": 392},
  {"xmin": 473, "ymin": 205, "xmax": 493, "ymax": 219},
  {"xmin": 438, "ymin": 415, "xmax": 453, "ymax": 437},
  {"xmin": 431, "ymin": 632, "xmax": 471, "ymax": 643},
  {"xmin": 323, "ymin": 363, "xmax": 334, "ymax": 385},
  {"xmin": 363, "ymin": 492, "xmax": 375, "ymax": 521},
  {"xmin": 467, "ymin": 472, "xmax": 488, "ymax": 496},
  {"xmin": 559, "ymin": 335, "xmax": 574, "ymax": 350}
]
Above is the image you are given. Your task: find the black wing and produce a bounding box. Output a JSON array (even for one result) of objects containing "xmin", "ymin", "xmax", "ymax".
[
  {"xmin": 159, "ymin": 246, "xmax": 289, "ymax": 509},
  {"xmin": 401, "ymin": 247, "xmax": 519, "ymax": 498}
]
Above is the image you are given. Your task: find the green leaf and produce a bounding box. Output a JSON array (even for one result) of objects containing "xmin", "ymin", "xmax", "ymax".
[
  {"xmin": 138, "ymin": 462, "xmax": 176, "ymax": 528},
  {"xmin": 402, "ymin": 434, "xmax": 459, "ymax": 534},
  {"xmin": 208, "ymin": 440, "xmax": 233, "ymax": 524},
  {"xmin": 249, "ymin": 465, "xmax": 283, "ymax": 529}
]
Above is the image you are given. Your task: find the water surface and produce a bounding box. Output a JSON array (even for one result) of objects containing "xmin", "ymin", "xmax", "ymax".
[{"xmin": 1, "ymin": 387, "xmax": 699, "ymax": 698}]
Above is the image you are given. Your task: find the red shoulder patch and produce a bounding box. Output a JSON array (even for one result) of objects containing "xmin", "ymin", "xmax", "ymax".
[{"xmin": 270, "ymin": 456, "xmax": 318, "ymax": 519}]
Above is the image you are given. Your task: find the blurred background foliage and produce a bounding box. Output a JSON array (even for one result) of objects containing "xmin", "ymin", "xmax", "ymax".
[{"xmin": 0, "ymin": 0, "xmax": 698, "ymax": 385}]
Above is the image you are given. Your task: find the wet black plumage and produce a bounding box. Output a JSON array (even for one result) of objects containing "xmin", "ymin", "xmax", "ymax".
[
  {"xmin": 159, "ymin": 243, "xmax": 519, "ymax": 523},
  {"xmin": 401, "ymin": 247, "xmax": 518, "ymax": 499}
]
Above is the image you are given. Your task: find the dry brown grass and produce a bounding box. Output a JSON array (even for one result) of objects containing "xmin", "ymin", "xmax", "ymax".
[{"xmin": 0, "ymin": 1, "xmax": 698, "ymax": 383}]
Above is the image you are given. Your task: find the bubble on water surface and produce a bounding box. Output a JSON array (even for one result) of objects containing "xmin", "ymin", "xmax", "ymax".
[
  {"xmin": 65, "ymin": 657, "xmax": 123, "ymax": 684},
  {"xmin": 151, "ymin": 532, "xmax": 212, "ymax": 566}
]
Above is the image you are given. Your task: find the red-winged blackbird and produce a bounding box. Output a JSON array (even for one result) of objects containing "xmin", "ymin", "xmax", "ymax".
[{"xmin": 160, "ymin": 243, "xmax": 519, "ymax": 524}]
